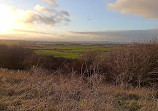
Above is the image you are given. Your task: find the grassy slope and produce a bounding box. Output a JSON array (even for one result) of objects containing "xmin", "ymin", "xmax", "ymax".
[
  {"xmin": 35, "ymin": 46, "xmax": 112, "ymax": 59},
  {"xmin": 0, "ymin": 69, "xmax": 157, "ymax": 111}
]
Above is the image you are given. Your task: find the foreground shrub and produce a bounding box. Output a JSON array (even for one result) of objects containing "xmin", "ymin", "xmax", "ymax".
[
  {"xmin": 74, "ymin": 50, "xmax": 102, "ymax": 76},
  {"xmin": 78, "ymin": 41, "xmax": 158, "ymax": 87},
  {"xmin": 101, "ymin": 42, "xmax": 158, "ymax": 87}
]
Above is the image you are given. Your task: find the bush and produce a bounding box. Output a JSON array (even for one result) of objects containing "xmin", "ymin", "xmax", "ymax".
[
  {"xmin": 24, "ymin": 54, "xmax": 75, "ymax": 73},
  {"xmin": 101, "ymin": 42, "xmax": 158, "ymax": 87},
  {"xmin": 74, "ymin": 50, "xmax": 102, "ymax": 77},
  {"xmin": 78, "ymin": 41, "xmax": 158, "ymax": 87},
  {"xmin": 0, "ymin": 45, "xmax": 33, "ymax": 70}
]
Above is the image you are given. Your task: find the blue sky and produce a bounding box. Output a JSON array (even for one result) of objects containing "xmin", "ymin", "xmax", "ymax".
[
  {"xmin": 0, "ymin": 0, "xmax": 158, "ymax": 42},
  {"xmin": 56, "ymin": 0, "xmax": 158, "ymax": 31}
]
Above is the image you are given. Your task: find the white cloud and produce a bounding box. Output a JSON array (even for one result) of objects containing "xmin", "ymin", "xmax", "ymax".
[
  {"xmin": 108, "ymin": 0, "xmax": 158, "ymax": 19},
  {"xmin": 42, "ymin": 0, "xmax": 58, "ymax": 7},
  {"xmin": 34, "ymin": 5, "xmax": 51, "ymax": 14}
]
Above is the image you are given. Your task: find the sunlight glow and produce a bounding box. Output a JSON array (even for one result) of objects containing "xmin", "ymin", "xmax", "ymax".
[{"xmin": 0, "ymin": 5, "xmax": 17, "ymax": 33}]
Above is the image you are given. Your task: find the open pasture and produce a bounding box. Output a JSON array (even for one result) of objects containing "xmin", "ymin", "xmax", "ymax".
[{"xmin": 35, "ymin": 45, "xmax": 112, "ymax": 59}]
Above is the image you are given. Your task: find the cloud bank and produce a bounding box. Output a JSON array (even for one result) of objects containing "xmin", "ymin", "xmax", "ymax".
[
  {"xmin": 108, "ymin": 0, "xmax": 158, "ymax": 19},
  {"xmin": 2, "ymin": 28, "xmax": 157, "ymax": 42},
  {"xmin": 66, "ymin": 29, "xmax": 158, "ymax": 42}
]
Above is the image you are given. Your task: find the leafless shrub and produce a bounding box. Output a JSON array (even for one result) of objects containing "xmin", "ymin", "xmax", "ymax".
[
  {"xmin": 100, "ymin": 41, "xmax": 158, "ymax": 87},
  {"xmin": 78, "ymin": 41, "xmax": 158, "ymax": 88},
  {"xmin": 76, "ymin": 50, "xmax": 103, "ymax": 77},
  {"xmin": 13, "ymin": 68, "xmax": 115, "ymax": 111}
]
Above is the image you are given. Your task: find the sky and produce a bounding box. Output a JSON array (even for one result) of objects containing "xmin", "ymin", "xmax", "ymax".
[{"xmin": 0, "ymin": 0, "xmax": 158, "ymax": 42}]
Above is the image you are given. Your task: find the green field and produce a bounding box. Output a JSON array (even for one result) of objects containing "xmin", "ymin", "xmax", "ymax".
[{"xmin": 35, "ymin": 46, "xmax": 112, "ymax": 59}]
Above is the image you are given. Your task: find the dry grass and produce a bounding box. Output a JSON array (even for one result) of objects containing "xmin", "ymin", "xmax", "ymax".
[{"xmin": 0, "ymin": 68, "xmax": 157, "ymax": 111}]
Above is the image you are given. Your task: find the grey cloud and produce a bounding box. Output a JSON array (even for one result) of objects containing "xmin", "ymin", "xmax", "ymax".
[
  {"xmin": 67, "ymin": 29, "xmax": 158, "ymax": 42},
  {"xmin": 60, "ymin": 10, "xmax": 70, "ymax": 17},
  {"xmin": 23, "ymin": 0, "xmax": 70, "ymax": 27},
  {"xmin": 24, "ymin": 10, "xmax": 70, "ymax": 25}
]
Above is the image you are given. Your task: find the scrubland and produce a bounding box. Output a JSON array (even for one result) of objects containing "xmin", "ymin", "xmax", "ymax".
[
  {"xmin": 0, "ymin": 69, "xmax": 157, "ymax": 111},
  {"xmin": 0, "ymin": 41, "xmax": 157, "ymax": 111}
]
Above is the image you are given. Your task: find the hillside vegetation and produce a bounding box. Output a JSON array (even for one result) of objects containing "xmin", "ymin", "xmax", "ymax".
[
  {"xmin": 0, "ymin": 69, "xmax": 157, "ymax": 111},
  {"xmin": 0, "ymin": 41, "xmax": 157, "ymax": 110}
]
